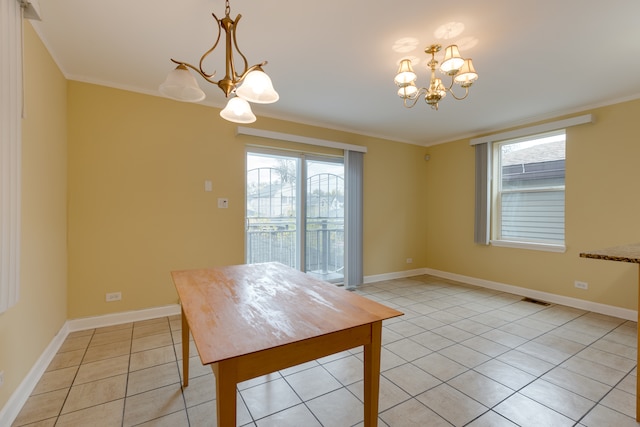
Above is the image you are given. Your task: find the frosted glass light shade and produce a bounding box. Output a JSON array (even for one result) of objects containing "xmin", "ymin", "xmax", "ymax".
[
  {"xmin": 220, "ymin": 97, "xmax": 256, "ymax": 123},
  {"xmin": 440, "ymin": 45, "xmax": 464, "ymax": 74},
  {"xmin": 159, "ymin": 65, "xmax": 206, "ymax": 102},
  {"xmin": 394, "ymin": 59, "xmax": 417, "ymax": 85},
  {"xmin": 454, "ymin": 59, "xmax": 478, "ymax": 87},
  {"xmin": 236, "ymin": 70, "xmax": 279, "ymax": 104}
]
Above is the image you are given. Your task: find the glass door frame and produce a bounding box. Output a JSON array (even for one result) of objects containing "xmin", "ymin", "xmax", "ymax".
[{"xmin": 245, "ymin": 147, "xmax": 345, "ymax": 283}]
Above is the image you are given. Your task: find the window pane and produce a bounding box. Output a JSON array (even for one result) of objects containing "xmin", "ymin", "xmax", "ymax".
[
  {"xmin": 305, "ymin": 159, "xmax": 344, "ymax": 282},
  {"xmin": 246, "ymin": 153, "xmax": 298, "ymax": 268},
  {"xmin": 495, "ymin": 131, "xmax": 566, "ymax": 245},
  {"xmin": 501, "ymin": 190, "xmax": 565, "ymax": 244},
  {"xmin": 500, "ymin": 134, "xmax": 565, "ymax": 191}
]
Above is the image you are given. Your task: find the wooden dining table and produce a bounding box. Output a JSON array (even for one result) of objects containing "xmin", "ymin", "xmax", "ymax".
[{"xmin": 171, "ymin": 262, "xmax": 403, "ymax": 426}]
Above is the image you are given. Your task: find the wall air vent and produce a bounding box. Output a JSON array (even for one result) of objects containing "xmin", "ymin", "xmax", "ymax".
[{"xmin": 521, "ymin": 297, "xmax": 551, "ymax": 306}]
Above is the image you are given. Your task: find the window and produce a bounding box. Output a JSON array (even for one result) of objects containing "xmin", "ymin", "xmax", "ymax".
[
  {"xmin": 473, "ymin": 114, "xmax": 591, "ymax": 252},
  {"xmin": 491, "ymin": 130, "xmax": 566, "ymax": 250}
]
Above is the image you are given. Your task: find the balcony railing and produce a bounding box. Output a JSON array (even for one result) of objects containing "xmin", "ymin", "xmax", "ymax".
[{"xmin": 246, "ymin": 218, "xmax": 344, "ymax": 282}]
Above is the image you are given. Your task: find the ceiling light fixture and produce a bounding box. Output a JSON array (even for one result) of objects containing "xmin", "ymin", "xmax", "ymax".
[
  {"xmin": 394, "ymin": 44, "xmax": 478, "ymax": 110},
  {"xmin": 159, "ymin": 0, "xmax": 278, "ymax": 124}
]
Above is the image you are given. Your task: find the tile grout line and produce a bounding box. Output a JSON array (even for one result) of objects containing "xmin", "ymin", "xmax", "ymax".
[
  {"xmin": 360, "ymin": 280, "xmax": 637, "ymax": 425},
  {"xmin": 13, "ymin": 276, "xmax": 639, "ymax": 426},
  {"xmin": 55, "ymin": 329, "xmax": 96, "ymax": 426}
]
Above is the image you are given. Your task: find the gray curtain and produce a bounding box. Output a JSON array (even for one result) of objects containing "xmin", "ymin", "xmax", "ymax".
[
  {"xmin": 344, "ymin": 150, "xmax": 364, "ymax": 288},
  {"xmin": 474, "ymin": 143, "xmax": 490, "ymax": 245},
  {"xmin": 1, "ymin": 0, "xmax": 23, "ymax": 313}
]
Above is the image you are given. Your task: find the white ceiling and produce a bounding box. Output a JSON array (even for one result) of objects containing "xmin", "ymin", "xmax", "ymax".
[{"xmin": 31, "ymin": 0, "xmax": 640, "ymax": 146}]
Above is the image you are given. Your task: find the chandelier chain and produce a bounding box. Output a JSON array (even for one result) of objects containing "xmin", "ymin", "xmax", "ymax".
[{"xmin": 225, "ymin": 0, "xmax": 230, "ymax": 17}]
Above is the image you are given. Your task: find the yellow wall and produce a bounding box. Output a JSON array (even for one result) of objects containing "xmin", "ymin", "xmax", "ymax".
[
  {"xmin": 0, "ymin": 24, "xmax": 68, "ymax": 408},
  {"xmin": 425, "ymin": 100, "xmax": 640, "ymax": 310},
  {"xmin": 67, "ymin": 82, "xmax": 429, "ymax": 318}
]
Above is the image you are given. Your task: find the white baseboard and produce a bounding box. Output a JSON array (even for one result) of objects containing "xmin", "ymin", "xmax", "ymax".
[
  {"xmin": 0, "ymin": 304, "xmax": 181, "ymax": 427},
  {"xmin": 0, "ymin": 322, "xmax": 69, "ymax": 426},
  {"xmin": 66, "ymin": 304, "xmax": 181, "ymax": 332},
  {"xmin": 364, "ymin": 268, "xmax": 429, "ymax": 284},
  {"xmin": 363, "ymin": 267, "xmax": 636, "ymax": 321},
  {"xmin": 422, "ymin": 268, "xmax": 637, "ymax": 321}
]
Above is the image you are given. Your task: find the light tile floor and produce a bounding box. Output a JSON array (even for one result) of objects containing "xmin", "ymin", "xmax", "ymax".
[{"xmin": 11, "ymin": 275, "xmax": 640, "ymax": 426}]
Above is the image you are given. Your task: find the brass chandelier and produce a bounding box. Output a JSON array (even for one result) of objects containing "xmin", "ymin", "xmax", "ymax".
[
  {"xmin": 394, "ymin": 44, "xmax": 478, "ymax": 110},
  {"xmin": 159, "ymin": 0, "xmax": 278, "ymax": 123}
]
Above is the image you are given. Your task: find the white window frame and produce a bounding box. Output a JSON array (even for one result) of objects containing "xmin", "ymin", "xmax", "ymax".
[
  {"xmin": 471, "ymin": 114, "xmax": 593, "ymax": 253},
  {"xmin": 490, "ymin": 131, "xmax": 566, "ymax": 253}
]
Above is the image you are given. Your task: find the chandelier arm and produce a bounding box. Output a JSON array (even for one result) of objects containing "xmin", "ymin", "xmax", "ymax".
[
  {"xmin": 237, "ymin": 62, "xmax": 268, "ymax": 82},
  {"xmin": 446, "ymin": 85, "xmax": 470, "ymax": 101},
  {"xmin": 225, "ymin": 13, "xmax": 270, "ymax": 83},
  {"xmin": 196, "ymin": 12, "xmax": 224, "ymax": 79},
  {"xmin": 169, "ymin": 59, "xmax": 219, "ymax": 85},
  {"xmin": 444, "ymin": 76, "xmax": 455, "ymax": 91},
  {"xmin": 230, "ymin": 14, "xmax": 249, "ymax": 79},
  {"xmin": 402, "ymin": 88, "xmax": 426, "ymax": 108}
]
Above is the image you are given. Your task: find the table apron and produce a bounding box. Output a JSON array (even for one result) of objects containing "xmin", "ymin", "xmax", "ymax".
[{"xmin": 214, "ymin": 323, "xmax": 374, "ymax": 383}]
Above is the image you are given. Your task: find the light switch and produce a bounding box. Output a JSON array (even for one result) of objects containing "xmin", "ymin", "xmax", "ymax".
[{"xmin": 204, "ymin": 180, "xmax": 213, "ymax": 192}]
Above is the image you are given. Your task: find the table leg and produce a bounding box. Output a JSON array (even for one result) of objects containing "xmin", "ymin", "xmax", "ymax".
[
  {"xmin": 181, "ymin": 306, "xmax": 190, "ymax": 387},
  {"xmin": 363, "ymin": 321, "xmax": 382, "ymax": 427},
  {"xmin": 212, "ymin": 360, "xmax": 238, "ymax": 427}
]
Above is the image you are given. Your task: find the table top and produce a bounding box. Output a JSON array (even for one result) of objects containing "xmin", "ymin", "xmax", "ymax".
[
  {"xmin": 171, "ymin": 262, "xmax": 403, "ymax": 365},
  {"xmin": 580, "ymin": 243, "xmax": 640, "ymax": 264}
]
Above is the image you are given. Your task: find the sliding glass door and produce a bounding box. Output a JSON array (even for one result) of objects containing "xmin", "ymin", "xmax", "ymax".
[
  {"xmin": 246, "ymin": 150, "xmax": 344, "ymax": 283},
  {"xmin": 246, "ymin": 151, "xmax": 298, "ymax": 268},
  {"xmin": 304, "ymin": 158, "xmax": 345, "ymax": 282}
]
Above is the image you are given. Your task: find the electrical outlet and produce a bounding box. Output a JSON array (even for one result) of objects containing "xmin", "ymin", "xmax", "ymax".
[
  {"xmin": 574, "ymin": 281, "xmax": 588, "ymax": 290},
  {"xmin": 106, "ymin": 292, "xmax": 122, "ymax": 302},
  {"xmin": 406, "ymin": 258, "xmax": 413, "ymax": 264},
  {"xmin": 0, "ymin": 370, "xmax": 4, "ymax": 388},
  {"xmin": 218, "ymin": 198, "xmax": 229, "ymax": 208}
]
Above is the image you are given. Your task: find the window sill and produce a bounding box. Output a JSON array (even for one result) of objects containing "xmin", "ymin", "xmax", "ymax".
[{"xmin": 490, "ymin": 239, "xmax": 566, "ymax": 253}]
